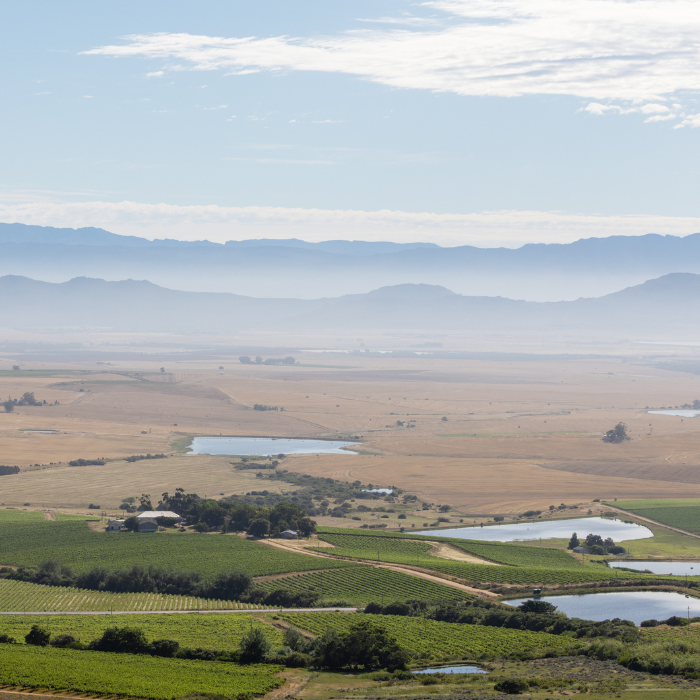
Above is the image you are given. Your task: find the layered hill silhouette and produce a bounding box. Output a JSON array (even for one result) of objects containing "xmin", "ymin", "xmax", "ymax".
[
  {"xmin": 2, "ymin": 223, "xmax": 700, "ymax": 301},
  {"xmin": 0, "ymin": 273, "xmax": 697, "ymax": 337}
]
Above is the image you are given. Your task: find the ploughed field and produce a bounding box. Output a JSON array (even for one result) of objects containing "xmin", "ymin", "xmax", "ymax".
[{"xmin": 2, "ymin": 352, "xmax": 700, "ymax": 514}]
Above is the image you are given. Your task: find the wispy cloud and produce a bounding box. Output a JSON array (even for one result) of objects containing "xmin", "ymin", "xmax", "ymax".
[
  {"xmin": 1, "ymin": 199, "xmax": 700, "ymax": 247},
  {"xmin": 82, "ymin": 0, "xmax": 700, "ymax": 124}
]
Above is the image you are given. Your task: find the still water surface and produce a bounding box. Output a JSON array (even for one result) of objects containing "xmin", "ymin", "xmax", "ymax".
[
  {"xmin": 648, "ymin": 410, "xmax": 700, "ymax": 417},
  {"xmin": 609, "ymin": 561, "xmax": 700, "ymax": 576},
  {"xmin": 416, "ymin": 517, "xmax": 653, "ymax": 543},
  {"xmin": 504, "ymin": 591, "xmax": 700, "ymax": 625},
  {"xmin": 414, "ymin": 666, "xmax": 486, "ymax": 675},
  {"xmin": 188, "ymin": 436, "xmax": 358, "ymax": 456}
]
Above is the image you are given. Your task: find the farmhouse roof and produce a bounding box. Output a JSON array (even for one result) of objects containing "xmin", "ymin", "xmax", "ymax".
[{"xmin": 137, "ymin": 511, "xmax": 184, "ymax": 520}]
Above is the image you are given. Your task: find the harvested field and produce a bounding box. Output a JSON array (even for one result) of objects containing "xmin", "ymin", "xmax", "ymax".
[{"xmin": 2, "ymin": 349, "xmax": 700, "ymax": 515}]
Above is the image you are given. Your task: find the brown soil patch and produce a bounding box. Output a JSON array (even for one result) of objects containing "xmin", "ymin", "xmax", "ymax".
[
  {"xmin": 42, "ymin": 512, "xmax": 56, "ymax": 521},
  {"xmin": 427, "ymin": 541, "xmax": 501, "ymax": 565}
]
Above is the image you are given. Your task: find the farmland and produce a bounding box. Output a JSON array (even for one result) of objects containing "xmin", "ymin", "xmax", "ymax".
[
  {"xmin": 313, "ymin": 532, "xmax": 648, "ymax": 584},
  {"xmin": 0, "ymin": 579, "xmax": 259, "ymax": 612},
  {"xmin": 0, "ymin": 644, "xmax": 282, "ymax": 699},
  {"xmin": 254, "ymin": 564, "xmax": 465, "ymax": 604},
  {"xmin": 0, "ymin": 612, "xmax": 283, "ymax": 651},
  {"xmin": 3, "ymin": 350, "xmax": 700, "ymax": 517},
  {"xmin": 282, "ymin": 612, "xmax": 573, "ymax": 661},
  {"xmin": 612, "ymin": 499, "xmax": 700, "ymax": 535},
  {"xmin": 0, "ymin": 511, "xmax": 350, "ymax": 577}
]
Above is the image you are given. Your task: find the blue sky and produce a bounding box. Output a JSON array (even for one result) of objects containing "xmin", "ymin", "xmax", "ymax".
[{"xmin": 1, "ymin": 0, "xmax": 700, "ymax": 246}]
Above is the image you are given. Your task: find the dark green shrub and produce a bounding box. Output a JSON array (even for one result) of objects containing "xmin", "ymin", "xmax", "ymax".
[
  {"xmin": 239, "ymin": 628, "xmax": 271, "ymax": 664},
  {"xmin": 150, "ymin": 639, "xmax": 180, "ymax": 657},
  {"xmin": 494, "ymin": 679, "xmax": 530, "ymax": 694},
  {"xmin": 50, "ymin": 634, "xmax": 79, "ymax": 648},
  {"xmin": 25, "ymin": 625, "xmax": 51, "ymax": 647}
]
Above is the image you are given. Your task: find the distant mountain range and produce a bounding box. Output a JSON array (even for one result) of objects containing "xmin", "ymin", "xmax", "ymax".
[
  {"xmin": 2, "ymin": 223, "xmax": 700, "ymax": 301},
  {"xmin": 1, "ymin": 273, "xmax": 697, "ymax": 338}
]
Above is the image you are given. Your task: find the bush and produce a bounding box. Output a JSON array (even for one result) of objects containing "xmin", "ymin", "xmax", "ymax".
[
  {"xmin": 25, "ymin": 625, "xmax": 51, "ymax": 647},
  {"xmin": 494, "ymin": 679, "xmax": 530, "ymax": 694},
  {"xmin": 50, "ymin": 634, "xmax": 80, "ymax": 648},
  {"xmin": 150, "ymin": 639, "xmax": 180, "ymax": 657},
  {"xmin": 397, "ymin": 513, "xmax": 407, "ymax": 519},
  {"xmin": 641, "ymin": 619, "xmax": 660, "ymax": 627},
  {"xmin": 88, "ymin": 627, "xmax": 150, "ymax": 654},
  {"xmin": 239, "ymin": 628, "xmax": 271, "ymax": 664},
  {"xmin": 0, "ymin": 634, "xmax": 17, "ymax": 644}
]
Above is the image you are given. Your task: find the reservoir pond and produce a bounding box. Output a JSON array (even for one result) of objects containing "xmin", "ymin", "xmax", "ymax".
[
  {"xmin": 504, "ymin": 591, "xmax": 700, "ymax": 625},
  {"xmin": 609, "ymin": 561, "xmax": 700, "ymax": 576},
  {"xmin": 415, "ymin": 516, "xmax": 653, "ymax": 543},
  {"xmin": 188, "ymin": 436, "xmax": 358, "ymax": 456},
  {"xmin": 648, "ymin": 410, "xmax": 700, "ymax": 417}
]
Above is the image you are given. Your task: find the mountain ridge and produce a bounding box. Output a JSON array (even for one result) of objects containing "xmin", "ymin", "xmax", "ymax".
[{"xmin": 0, "ymin": 273, "xmax": 697, "ymax": 337}]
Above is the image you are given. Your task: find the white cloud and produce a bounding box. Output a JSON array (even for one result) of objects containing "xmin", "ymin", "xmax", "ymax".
[
  {"xmin": 674, "ymin": 112, "xmax": 700, "ymax": 128},
  {"xmin": 82, "ymin": 1, "xmax": 700, "ymax": 114},
  {"xmin": 146, "ymin": 70, "xmax": 164, "ymax": 77},
  {"xmin": 0, "ymin": 199, "xmax": 699, "ymax": 248}
]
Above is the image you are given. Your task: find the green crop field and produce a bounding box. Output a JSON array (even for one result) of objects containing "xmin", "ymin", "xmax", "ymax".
[
  {"xmin": 282, "ymin": 612, "xmax": 573, "ymax": 662},
  {"xmin": 314, "ymin": 531, "xmax": 688, "ymax": 585},
  {"xmin": 317, "ymin": 527, "xmax": 586, "ymax": 568},
  {"xmin": 0, "ymin": 612, "xmax": 283, "ymax": 651},
  {"xmin": 0, "ymin": 645, "xmax": 282, "ymax": 699},
  {"xmin": 315, "ymin": 532, "xmax": 625, "ymax": 584},
  {"xmin": 255, "ymin": 565, "xmax": 466, "ymax": 604},
  {"xmin": 612, "ymin": 500, "xmax": 700, "ymax": 535},
  {"xmin": 0, "ymin": 579, "xmax": 260, "ymax": 612},
  {"xmin": 0, "ymin": 509, "xmax": 350, "ymax": 578}
]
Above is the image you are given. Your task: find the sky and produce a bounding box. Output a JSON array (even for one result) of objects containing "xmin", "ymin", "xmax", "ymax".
[{"xmin": 1, "ymin": 0, "xmax": 700, "ymax": 247}]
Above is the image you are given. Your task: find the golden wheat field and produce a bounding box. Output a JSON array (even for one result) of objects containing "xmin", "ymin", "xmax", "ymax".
[{"xmin": 1, "ymin": 336, "xmax": 700, "ymax": 514}]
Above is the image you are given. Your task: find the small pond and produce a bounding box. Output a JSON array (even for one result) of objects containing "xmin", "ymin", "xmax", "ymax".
[
  {"xmin": 187, "ymin": 436, "xmax": 359, "ymax": 456},
  {"xmin": 363, "ymin": 488, "xmax": 394, "ymax": 494},
  {"xmin": 504, "ymin": 591, "xmax": 700, "ymax": 625},
  {"xmin": 20, "ymin": 430, "xmax": 57, "ymax": 434},
  {"xmin": 609, "ymin": 560, "xmax": 700, "ymax": 576},
  {"xmin": 414, "ymin": 666, "xmax": 486, "ymax": 675},
  {"xmin": 415, "ymin": 516, "xmax": 653, "ymax": 543},
  {"xmin": 648, "ymin": 410, "xmax": 700, "ymax": 418}
]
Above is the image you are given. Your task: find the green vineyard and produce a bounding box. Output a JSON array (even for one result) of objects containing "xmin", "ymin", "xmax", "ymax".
[
  {"xmin": 0, "ymin": 510, "xmax": 350, "ymax": 578},
  {"xmin": 0, "ymin": 644, "xmax": 282, "ymax": 700},
  {"xmin": 255, "ymin": 564, "xmax": 466, "ymax": 604},
  {"xmin": 282, "ymin": 612, "xmax": 573, "ymax": 661},
  {"xmin": 0, "ymin": 579, "xmax": 260, "ymax": 612},
  {"xmin": 612, "ymin": 500, "xmax": 700, "ymax": 535},
  {"xmin": 314, "ymin": 532, "xmax": 684, "ymax": 585},
  {"xmin": 0, "ymin": 612, "xmax": 283, "ymax": 652}
]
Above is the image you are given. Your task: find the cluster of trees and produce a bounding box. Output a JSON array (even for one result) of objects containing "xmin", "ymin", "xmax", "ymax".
[
  {"xmin": 0, "ymin": 465, "xmax": 20, "ymax": 476},
  {"xmin": 567, "ymin": 532, "xmax": 626, "ymax": 555},
  {"xmin": 603, "ymin": 422, "xmax": 629, "ymax": 443},
  {"xmin": 239, "ymin": 356, "xmax": 295, "ymax": 365},
  {"xmin": 253, "ymin": 404, "xmax": 283, "ymax": 411},
  {"xmin": 68, "ymin": 458, "xmax": 106, "ymax": 467},
  {"xmin": 2, "ymin": 392, "xmax": 52, "ymax": 412},
  {"xmin": 124, "ymin": 453, "xmax": 166, "ymax": 463},
  {"xmin": 364, "ymin": 599, "xmax": 639, "ymax": 642},
  {"xmin": 0, "ymin": 560, "xmax": 316, "ymax": 607},
  {"xmin": 146, "ymin": 488, "xmax": 316, "ymax": 537},
  {"xmin": 5, "ymin": 619, "xmax": 408, "ymax": 671}
]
